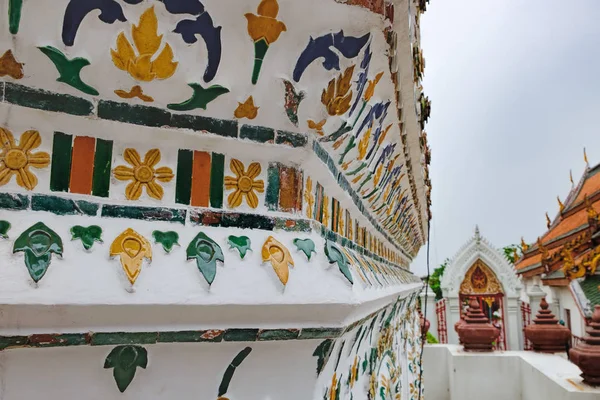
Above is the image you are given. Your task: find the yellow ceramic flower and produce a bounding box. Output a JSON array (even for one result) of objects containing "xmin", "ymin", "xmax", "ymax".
[
  {"xmin": 111, "ymin": 6, "xmax": 178, "ymax": 82},
  {"xmin": 0, "ymin": 128, "xmax": 49, "ymax": 190},
  {"xmin": 224, "ymin": 159, "xmax": 265, "ymax": 208},
  {"xmin": 113, "ymin": 148, "xmax": 174, "ymax": 200},
  {"xmin": 234, "ymin": 96, "xmax": 259, "ymax": 119},
  {"xmin": 307, "ymin": 119, "xmax": 326, "ymax": 136},
  {"xmin": 304, "ymin": 176, "xmax": 314, "ymax": 218},
  {"xmin": 321, "ymin": 65, "xmax": 355, "ymax": 116},
  {"xmin": 245, "ymin": 0, "xmax": 287, "ymax": 45},
  {"xmin": 110, "ymin": 228, "xmax": 152, "ymax": 285},
  {"xmin": 363, "ymin": 71, "xmax": 384, "ymax": 101},
  {"xmin": 262, "ymin": 236, "xmax": 294, "ymax": 285}
]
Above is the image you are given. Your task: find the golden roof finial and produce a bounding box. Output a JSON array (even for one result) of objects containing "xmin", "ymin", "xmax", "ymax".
[
  {"xmin": 537, "ymin": 237, "xmax": 549, "ymax": 260},
  {"xmin": 584, "ymin": 147, "xmax": 589, "ymax": 166},
  {"xmin": 521, "ymin": 237, "xmax": 529, "ymax": 252},
  {"xmin": 546, "ymin": 212, "xmax": 551, "ymax": 228},
  {"xmin": 512, "ymin": 248, "xmax": 519, "ymax": 263},
  {"xmin": 557, "ymin": 196, "xmax": 565, "ymax": 212},
  {"xmin": 585, "ymin": 194, "xmax": 598, "ymax": 220},
  {"xmin": 570, "ymin": 169, "xmax": 574, "ymax": 186}
]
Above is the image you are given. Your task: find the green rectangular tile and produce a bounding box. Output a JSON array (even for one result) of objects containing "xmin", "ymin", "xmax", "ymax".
[
  {"xmin": 170, "ymin": 114, "xmax": 238, "ymax": 138},
  {"xmin": 101, "ymin": 205, "xmax": 186, "ymax": 224},
  {"xmin": 175, "ymin": 149, "xmax": 193, "ymax": 205},
  {"xmin": 210, "ymin": 152, "xmax": 224, "ymax": 208},
  {"xmin": 0, "ymin": 336, "xmax": 28, "ymax": 350},
  {"xmin": 265, "ymin": 163, "xmax": 280, "ymax": 211},
  {"xmin": 258, "ymin": 329, "xmax": 300, "ymax": 341},
  {"xmin": 276, "ymin": 130, "xmax": 308, "ymax": 147},
  {"xmin": 50, "ymin": 132, "xmax": 73, "ymax": 192},
  {"xmin": 28, "ymin": 333, "xmax": 89, "ymax": 347},
  {"xmin": 31, "ymin": 195, "xmax": 98, "ymax": 216},
  {"xmin": 4, "ymin": 83, "xmax": 94, "ymax": 116},
  {"xmin": 273, "ymin": 218, "xmax": 311, "ymax": 232},
  {"xmin": 239, "ymin": 124, "xmax": 274, "ymax": 143},
  {"xmin": 158, "ymin": 330, "xmax": 224, "ymax": 343},
  {"xmin": 222, "ymin": 329, "xmax": 259, "ymax": 342},
  {"xmin": 98, "ymin": 100, "xmax": 171, "ymax": 127},
  {"xmin": 298, "ymin": 328, "xmax": 343, "ymax": 340},
  {"xmin": 91, "ymin": 332, "xmax": 158, "ymax": 346},
  {"xmin": 0, "ymin": 192, "xmax": 29, "ymax": 210},
  {"xmin": 92, "ymin": 138, "xmax": 113, "ymax": 198}
]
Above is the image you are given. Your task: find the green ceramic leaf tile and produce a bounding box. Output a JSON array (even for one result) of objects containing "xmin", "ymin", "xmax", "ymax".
[
  {"xmin": 325, "ymin": 240, "xmax": 354, "ymax": 284},
  {"xmin": 38, "ymin": 46, "xmax": 99, "ymax": 95},
  {"xmin": 152, "ymin": 231, "xmax": 179, "ymax": 253},
  {"xmin": 8, "ymin": 0, "xmax": 23, "ymax": 34},
  {"xmin": 293, "ymin": 238, "xmax": 316, "ymax": 260},
  {"xmin": 312, "ymin": 339, "xmax": 334, "ymax": 375},
  {"xmin": 167, "ymin": 83, "xmax": 230, "ymax": 111},
  {"xmin": 71, "ymin": 225, "xmax": 102, "ymax": 251},
  {"xmin": 0, "ymin": 220, "xmax": 11, "ymax": 239},
  {"xmin": 227, "ymin": 235, "xmax": 251, "ymax": 259},
  {"xmin": 186, "ymin": 232, "xmax": 224, "ymax": 285},
  {"xmin": 13, "ymin": 222, "xmax": 63, "ymax": 283},
  {"xmin": 104, "ymin": 345, "xmax": 148, "ymax": 393}
]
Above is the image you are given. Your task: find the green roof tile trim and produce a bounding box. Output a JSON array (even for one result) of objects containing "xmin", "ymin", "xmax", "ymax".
[
  {"xmin": 91, "ymin": 332, "xmax": 159, "ymax": 346},
  {"xmin": 580, "ymin": 275, "xmax": 600, "ymax": 307},
  {"xmin": 31, "ymin": 195, "xmax": 99, "ymax": 216},
  {"xmin": 98, "ymin": 100, "xmax": 171, "ymax": 128},
  {"xmin": 0, "ymin": 192, "xmax": 29, "ymax": 210},
  {"xmin": 258, "ymin": 329, "xmax": 300, "ymax": 341},
  {"xmin": 276, "ymin": 130, "xmax": 308, "ymax": 148},
  {"xmin": 222, "ymin": 329, "xmax": 260, "ymax": 342},
  {"xmin": 240, "ymin": 124, "xmax": 275, "ymax": 143},
  {"xmin": 4, "ymin": 83, "xmax": 94, "ymax": 116},
  {"xmin": 298, "ymin": 328, "xmax": 344, "ymax": 340},
  {"xmin": 101, "ymin": 205, "xmax": 186, "ymax": 224},
  {"xmin": 157, "ymin": 330, "xmax": 224, "ymax": 343},
  {"xmin": 170, "ymin": 113, "xmax": 238, "ymax": 138}
]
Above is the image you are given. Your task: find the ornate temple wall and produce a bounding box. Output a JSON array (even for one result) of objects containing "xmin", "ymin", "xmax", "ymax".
[{"xmin": 0, "ymin": 0, "xmax": 430, "ymax": 398}]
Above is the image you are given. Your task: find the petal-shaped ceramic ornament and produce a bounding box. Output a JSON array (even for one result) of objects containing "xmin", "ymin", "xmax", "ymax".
[
  {"xmin": 262, "ymin": 236, "xmax": 294, "ymax": 285},
  {"xmin": 109, "ymin": 228, "xmax": 152, "ymax": 285},
  {"xmin": 186, "ymin": 232, "xmax": 224, "ymax": 285}
]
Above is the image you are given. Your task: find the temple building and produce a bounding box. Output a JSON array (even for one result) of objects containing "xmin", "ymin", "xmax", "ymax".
[
  {"xmin": 429, "ymin": 226, "xmax": 523, "ymax": 349},
  {"xmin": 516, "ymin": 159, "xmax": 600, "ymax": 341},
  {"xmin": 0, "ymin": 0, "xmax": 431, "ymax": 398}
]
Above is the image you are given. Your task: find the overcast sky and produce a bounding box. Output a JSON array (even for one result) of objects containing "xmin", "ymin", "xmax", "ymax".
[{"xmin": 411, "ymin": 0, "xmax": 600, "ymax": 276}]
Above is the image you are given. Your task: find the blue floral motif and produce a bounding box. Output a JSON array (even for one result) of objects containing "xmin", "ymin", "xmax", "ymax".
[
  {"xmin": 173, "ymin": 12, "xmax": 222, "ymax": 82},
  {"xmin": 349, "ymin": 44, "xmax": 372, "ymax": 116},
  {"xmin": 62, "ymin": 0, "xmax": 127, "ymax": 46},
  {"xmin": 293, "ymin": 30, "xmax": 370, "ymax": 82}
]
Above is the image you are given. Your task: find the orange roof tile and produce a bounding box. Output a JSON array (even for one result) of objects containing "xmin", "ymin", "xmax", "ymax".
[
  {"xmin": 573, "ymin": 168, "xmax": 600, "ymax": 204},
  {"xmin": 516, "ymin": 247, "xmax": 560, "ymax": 270},
  {"xmin": 541, "ymin": 203, "xmax": 599, "ymax": 243}
]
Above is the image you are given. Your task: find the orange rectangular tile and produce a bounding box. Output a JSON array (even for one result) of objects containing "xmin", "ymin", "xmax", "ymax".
[
  {"xmin": 69, "ymin": 136, "xmax": 96, "ymax": 195},
  {"xmin": 191, "ymin": 151, "xmax": 211, "ymax": 207}
]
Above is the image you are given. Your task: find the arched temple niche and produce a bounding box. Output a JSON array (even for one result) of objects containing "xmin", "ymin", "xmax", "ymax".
[{"xmin": 440, "ymin": 226, "xmax": 522, "ymax": 349}]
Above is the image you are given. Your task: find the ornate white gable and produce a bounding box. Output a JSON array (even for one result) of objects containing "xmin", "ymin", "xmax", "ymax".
[{"xmin": 441, "ymin": 226, "xmax": 522, "ymax": 298}]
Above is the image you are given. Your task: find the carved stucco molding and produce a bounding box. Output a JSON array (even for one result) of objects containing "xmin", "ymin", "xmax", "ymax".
[{"xmin": 441, "ymin": 226, "xmax": 522, "ymax": 298}]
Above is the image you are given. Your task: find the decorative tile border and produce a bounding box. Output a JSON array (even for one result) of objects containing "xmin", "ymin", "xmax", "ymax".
[
  {"xmin": 0, "ymin": 292, "xmax": 420, "ymax": 351},
  {"xmin": 0, "ymin": 82, "xmax": 307, "ymax": 148}
]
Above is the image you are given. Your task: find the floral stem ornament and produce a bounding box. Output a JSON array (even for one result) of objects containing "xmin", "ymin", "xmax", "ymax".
[
  {"xmin": 0, "ymin": 128, "xmax": 50, "ymax": 190},
  {"xmin": 234, "ymin": 96, "xmax": 259, "ymax": 120},
  {"xmin": 262, "ymin": 236, "xmax": 294, "ymax": 286},
  {"xmin": 321, "ymin": 65, "xmax": 355, "ymax": 116},
  {"xmin": 224, "ymin": 159, "xmax": 265, "ymax": 208},
  {"xmin": 110, "ymin": 228, "xmax": 152, "ymax": 285},
  {"xmin": 0, "ymin": 49, "xmax": 24, "ymax": 79},
  {"xmin": 113, "ymin": 148, "xmax": 173, "ymax": 200},
  {"xmin": 186, "ymin": 232, "xmax": 224, "ymax": 286},
  {"xmin": 245, "ymin": 0, "xmax": 287, "ymax": 84},
  {"xmin": 111, "ymin": 6, "xmax": 178, "ymax": 82}
]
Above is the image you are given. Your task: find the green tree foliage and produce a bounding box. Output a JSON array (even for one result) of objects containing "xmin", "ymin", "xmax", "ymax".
[
  {"xmin": 426, "ymin": 258, "xmax": 449, "ymax": 300},
  {"xmin": 426, "ymin": 331, "xmax": 439, "ymax": 344}
]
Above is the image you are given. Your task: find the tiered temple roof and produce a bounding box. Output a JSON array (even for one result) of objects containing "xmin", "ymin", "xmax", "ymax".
[{"xmin": 516, "ymin": 161, "xmax": 600, "ymax": 310}]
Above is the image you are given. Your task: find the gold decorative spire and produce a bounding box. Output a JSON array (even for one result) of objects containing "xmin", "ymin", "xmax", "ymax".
[
  {"xmin": 557, "ymin": 196, "xmax": 565, "ymax": 212},
  {"xmin": 570, "ymin": 169, "xmax": 574, "ymax": 186},
  {"xmin": 546, "ymin": 212, "xmax": 551, "ymax": 228},
  {"xmin": 537, "ymin": 237, "xmax": 549, "ymax": 260},
  {"xmin": 520, "ymin": 237, "xmax": 529, "ymax": 252},
  {"xmin": 584, "ymin": 147, "xmax": 589, "ymax": 165}
]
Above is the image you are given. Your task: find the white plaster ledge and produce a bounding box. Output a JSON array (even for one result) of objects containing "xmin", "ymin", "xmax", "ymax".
[{"xmin": 424, "ymin": 344, "xmax": 600, "ymax": 400}]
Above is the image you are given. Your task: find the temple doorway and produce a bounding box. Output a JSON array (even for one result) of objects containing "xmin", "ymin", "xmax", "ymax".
[{"xmin": 458, "ymin": 259, "xmax": 507, "ymax": 350}]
